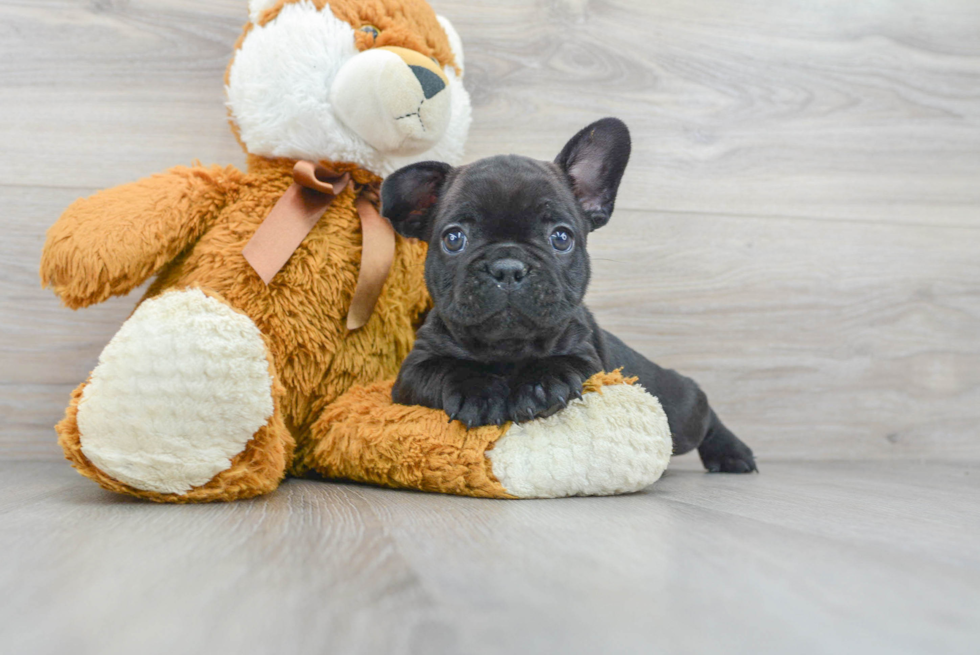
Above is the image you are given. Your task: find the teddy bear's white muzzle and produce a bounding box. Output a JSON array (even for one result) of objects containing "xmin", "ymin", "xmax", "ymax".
[{"xmin": 331, "ymin": 47, "xmax": 452, "ymax": 156}]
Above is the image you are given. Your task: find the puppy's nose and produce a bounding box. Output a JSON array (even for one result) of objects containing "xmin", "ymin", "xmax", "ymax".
[{"xmin": 488, "ymin": 258, "xmax": 529, "ymax": 288}]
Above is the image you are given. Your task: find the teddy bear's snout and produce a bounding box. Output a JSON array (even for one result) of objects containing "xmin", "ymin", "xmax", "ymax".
[{"xmin": 330, "ymin": 45, "xmax": 453, "ymax": 156}]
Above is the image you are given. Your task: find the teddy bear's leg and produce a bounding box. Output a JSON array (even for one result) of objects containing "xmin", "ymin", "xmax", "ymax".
[
  {"xmin": 56, "ymin": 288, "xmax": 294, "ymax": 502},
  {"xmin": 298, "ymin": 372, "xmax": 672, "ymax": 499},
  {"xmin": 483, "ymin": 379, "xmax": 674, "ymax": 498},
  {"xmin": 299, "ymin": 384, "xmax": 513, "ymax": 498}
]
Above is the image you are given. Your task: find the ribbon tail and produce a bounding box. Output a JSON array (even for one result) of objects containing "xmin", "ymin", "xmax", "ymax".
[
  {"xmin": 242, "ymin": 166, "xmax": 350, "ymax": 285},
  {"xmin": 243, "ymin": 184, "xmax": 335, "ymax": 284},
  {"xmin": 347, "ymin": 197, "xmax": 396, "ymax": 330}
]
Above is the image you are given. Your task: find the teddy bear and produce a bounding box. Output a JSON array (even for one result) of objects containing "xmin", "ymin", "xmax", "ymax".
[{"xmin": 39, "ymin": 0, "xmax": 672, "ymax": 503}]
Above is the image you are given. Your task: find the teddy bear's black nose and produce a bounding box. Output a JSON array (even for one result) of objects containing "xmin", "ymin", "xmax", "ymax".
[
  {"xmin": 409, "ymin": 65, "xmax": 446, "ymax": 99},
  {"xmin": 488, "ymin": 258, "xmax": 529, "ymax": 288}
]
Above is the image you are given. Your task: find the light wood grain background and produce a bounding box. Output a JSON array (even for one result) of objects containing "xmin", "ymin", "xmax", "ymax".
[
  {"xmin": 2, "ymin": 0, "xmax": 979, "ymax": 461},
  {"xmin": 3, "ymin": 4, "xmax": 980, "ymax": 653},
  {"xmin": 3, "ymin": 459, "xmax": 979, "ymax": 655}
]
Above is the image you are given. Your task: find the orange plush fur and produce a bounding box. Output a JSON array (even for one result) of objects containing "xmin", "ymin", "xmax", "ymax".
[
  {"xmin": 41, "ymin": 0, "xmax": 453, "ymax": 501},
  {"xmin": 250, "ymin": 0, "xmax": 460, "ymax": 72},
  {"xmin": 43, "ymin": 153, "xmax": 431, "ymax": 501}
]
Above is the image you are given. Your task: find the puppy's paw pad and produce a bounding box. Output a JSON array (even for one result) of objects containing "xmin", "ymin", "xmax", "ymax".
[
  {"xmin": 507, "ymin": 385, "xmax": 552, "ymax": 423},
  {"xmin": 455, "ymin": 396, "xmax": 507, "ymax": 429},
  {"xmin": 508, "ymin": 372, "xmax": 584, "ymax": 423},
  {"xmin": 445, "ymin": 378, "xmax": 509, "ymax": 429}
]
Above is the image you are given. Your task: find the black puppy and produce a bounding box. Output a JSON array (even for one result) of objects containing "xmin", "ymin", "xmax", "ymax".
[{"xmin": 381, "ymin": 118, "xmax": 756, "ymax": 473}]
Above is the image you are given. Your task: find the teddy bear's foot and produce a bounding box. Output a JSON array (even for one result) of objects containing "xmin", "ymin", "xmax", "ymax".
[
  {"xmin": 485, "ymin": 381, "xmax": 672, "ymax": 498},
  {"xmin": 57, "ymin": 288, "xmax": 294, "ymax": 502},
  {"xmin": 303, "ymin": 371, "xmax": 672, "ymax": 499}
]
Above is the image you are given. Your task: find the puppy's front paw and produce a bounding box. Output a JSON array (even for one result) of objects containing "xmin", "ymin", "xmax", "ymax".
[
  {"xmin": 508, "ymin": 368, "xmax": 585, "ymax": 424},
  {"xmin": 443, "ymin": 376, "xmax": 510, "ymax": 429}
]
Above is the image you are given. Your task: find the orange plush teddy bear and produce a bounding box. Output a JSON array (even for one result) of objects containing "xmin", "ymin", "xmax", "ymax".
[{"xmin": 39, "ymin": 0, "xmax": 671, "ymax": 503}]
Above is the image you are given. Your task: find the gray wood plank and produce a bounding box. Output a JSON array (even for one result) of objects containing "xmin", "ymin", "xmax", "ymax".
[
  {"xmin": 1, "ymin": 460, "xmax": 978, "ymax": 655},
  {"xmin": 1, "ymin": 0, "xmax": 978, "ymax": 224},
  {"xmin": 453, "ymin": 0, "xmax": 980, "ymax": 225},
  {"xmin": 0, "ymin": 0, "xmax": 247, "ymax": 184}
]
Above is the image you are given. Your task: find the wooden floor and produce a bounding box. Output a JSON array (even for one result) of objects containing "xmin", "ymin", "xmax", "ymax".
[
  {"xmin": 1, "ymin": 459, "xmax": 978, "ymax": 654},
  {"xmin": 2, "ymin": 1, "xmax": 979, "ymax": 652}
]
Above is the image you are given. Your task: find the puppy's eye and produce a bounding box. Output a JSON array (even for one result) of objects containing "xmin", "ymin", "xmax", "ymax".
[
  {"xmin": 550, "ymin": 228, "xmax": 574, "ymax": 252},
  {"xmin": 442, "ymin": 229, "xmax": 467, "ymax": 254},
  {"xmin": 358, "ymin": 25, "xmax": 380, "ymax": 40}
]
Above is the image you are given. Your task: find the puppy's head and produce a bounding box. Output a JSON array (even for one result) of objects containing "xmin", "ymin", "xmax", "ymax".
[{"xmin": 382, "ymin": 118, "xmax": 631, "ymax": 360}]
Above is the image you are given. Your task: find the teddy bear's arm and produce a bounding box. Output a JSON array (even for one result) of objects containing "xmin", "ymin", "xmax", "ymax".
[{"xmin": 40, "ymin": 164, "xmax": 243, "ymax": 309}]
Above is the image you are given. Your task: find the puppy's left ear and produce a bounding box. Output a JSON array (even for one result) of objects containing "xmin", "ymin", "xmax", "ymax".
[
  {"xmin": 381, "ymin": 161, "xmax": 453, "ymax": 240},
  {"xmin": 555, "ymin": 117, "xmax": 631, "ymax": 230}
]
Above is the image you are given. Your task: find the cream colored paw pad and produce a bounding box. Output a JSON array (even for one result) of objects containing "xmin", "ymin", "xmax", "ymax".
[
  {"xmin": 77, "ymin": 289, "xmax": 274, "ymax": 495},
  {"xmin": 488, "ymin": 384, "xmax": 672, "ymax": 499}
]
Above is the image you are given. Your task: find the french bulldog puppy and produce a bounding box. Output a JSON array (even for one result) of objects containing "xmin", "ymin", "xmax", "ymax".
[{"xmin": 381, "ymin": 118, "xmax": 756, "ymax": 472}]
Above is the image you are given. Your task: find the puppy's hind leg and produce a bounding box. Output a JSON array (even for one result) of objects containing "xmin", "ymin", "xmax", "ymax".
[
  {"xmin": 597, "ymin": 329, "xmax": 756, "ymax": 473},
  {"xmin": 698, "ymin": 410, "xmax": 757, "ymax": 473}
]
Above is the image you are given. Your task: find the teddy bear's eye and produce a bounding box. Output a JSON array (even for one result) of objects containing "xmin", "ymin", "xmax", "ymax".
[{"xmin": 359, "ymin": 25, "xmax": 380, "ymax": 40}]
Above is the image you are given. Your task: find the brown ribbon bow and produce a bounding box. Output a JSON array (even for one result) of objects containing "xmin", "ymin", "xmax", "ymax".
[{"xmin": 242, "ymin": 161, "xmax": 395, "ymax": 331}]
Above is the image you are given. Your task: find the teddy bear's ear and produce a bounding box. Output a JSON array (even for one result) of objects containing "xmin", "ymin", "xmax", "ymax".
[
  {"xmin": 554, "ymin": 117, "xmax": 632, "ymax": 231},
  {"xmin": 436, "ymin": 15, "xmax": 464, "ymax": 74},
  {"xmin": 249, "ymin": 0, "xmax": 279, "ymax": 24},
  {"xmin": 381, "ymin": 161, "xmax": 453, "ymax": 241}
]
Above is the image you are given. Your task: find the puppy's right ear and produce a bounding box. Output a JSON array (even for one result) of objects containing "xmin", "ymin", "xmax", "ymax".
[
  {"xmin": 555, "ymin": 117, "xmax": 631, "ymax": 231},
  {"xmin": 381, "ymin": 161, "xmax": 453, "ymax": 240}
]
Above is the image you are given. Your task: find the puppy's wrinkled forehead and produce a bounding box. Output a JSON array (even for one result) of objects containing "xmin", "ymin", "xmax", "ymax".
[{"xmin": 440, "ymin": 155, "xmax": 577, "ymax": 233}]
